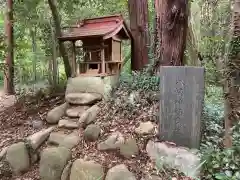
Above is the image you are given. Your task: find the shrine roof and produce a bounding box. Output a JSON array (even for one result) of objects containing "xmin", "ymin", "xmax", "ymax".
[{"xmin": 59, "ymin": 14, "xmax": 132, "ymax": 41}]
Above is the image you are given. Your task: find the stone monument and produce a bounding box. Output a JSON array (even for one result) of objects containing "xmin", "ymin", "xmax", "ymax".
[{"xmin": 159, "ymin": 66, "xmax": 205, "ymax": 149}]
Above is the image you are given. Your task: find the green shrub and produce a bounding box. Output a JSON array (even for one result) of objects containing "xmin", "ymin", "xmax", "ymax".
[
  {"xmin": 201, "ymin": 86, "xmax": 240, "ymax": 180},
  {"xmin": 120, "ymin": 70, "xmax": 160, "ymax": 91}
]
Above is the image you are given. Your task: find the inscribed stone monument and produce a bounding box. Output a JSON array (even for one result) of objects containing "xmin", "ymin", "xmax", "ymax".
[{"xmin": 159, "ymin": 66, "xmax": 205, "ymax": 149}]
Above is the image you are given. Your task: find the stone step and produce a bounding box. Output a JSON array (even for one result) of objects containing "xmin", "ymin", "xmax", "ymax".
[
  {"xmin": 48, "ymin": 131, "xmax": 80, "ymax": 149},
  {"xmin": 66, "ymin": 105, "xmax": 90, "ymax": 118},
  {"xmin": 58, "ymin": 119, "xmax": 79, "ymax": 129},
  {"xmin": 46, "ymin": 103, "xmax": 68, "ymax": 124},
  {"xmin": 65, "ymin": 93, "xmax": 102, "ymax": 105}
]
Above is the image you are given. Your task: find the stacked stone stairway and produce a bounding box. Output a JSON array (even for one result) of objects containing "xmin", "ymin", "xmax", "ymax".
[
  {"xmin": 0, "ymin": 77, "xmax": 201, "ymax": 180},
  {"xmin": 0, "ymin": 89, "xmax": 158, "ymax": 180}
]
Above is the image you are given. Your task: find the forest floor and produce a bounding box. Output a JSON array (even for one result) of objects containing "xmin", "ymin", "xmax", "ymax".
[
  {"xmin": 0, "ymin": 90, "xmax": 64, "ymax": 180},
  {"xmin": 0, "ymin": 89, "xmax": 16, "ymax": 112},
  {"xmin": 0, "ymin": 87, "xmax": 193, "ymax": 180}
]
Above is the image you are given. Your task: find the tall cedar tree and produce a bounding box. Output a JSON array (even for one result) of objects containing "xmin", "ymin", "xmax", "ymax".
[
  {"xmin": 128, "ymin": 0, "xmax": 150, "ymax": 71},
  {"xmin": 224, "ymin": 0, "xmax": 240, "ymax": 148},
  {"xmin": 4, "ymin": 0, "xmax": 14, "ymax": 94},
  {"xmin": 153, "ymin": 0, "xmax": 189, "ymax": 72}
]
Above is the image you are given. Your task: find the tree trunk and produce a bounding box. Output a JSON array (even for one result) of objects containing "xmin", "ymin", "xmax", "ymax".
[
  {"xmin": 224, "ymin": 0, "xmax": 240, "ymax": 148},
  {"xmin": 128, "ymin": 0, "xmax": 149, "ymax": 71},
  {"xmin": 47, "ymin": 0, "xmax": 71, "ymax": 78},
  {"xmin": 154, "ymin": 0, "xmax": 189, "ymax": 70},
  {"xmin": 50, "ymin": 23, "xmax": 58, "ymax": 87},
  {"xmin": 185, "ymin": 22, "xmax": 201, "ymax": 66},
  {"xmin": 30, "ymin": 27, "xmax": 37, "ymax": 82},
  {"xmin": 4, "ymin": 0, "xmax": 14, "ymax": 95},
  {"xmin": 48, "ymin": 55, "xmax": 53, "ymax": 85}
]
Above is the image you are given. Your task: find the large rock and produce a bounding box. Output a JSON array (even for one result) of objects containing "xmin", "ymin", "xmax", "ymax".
[
  {"xmin": 105, "ymin": 164, "xmax": 136, "ymax": 180},
  {"xmin": 6, "ymin": 142, "xmax": 30, "ymax": 174},
  {"xmin": 39, "ymin": 147, "xmax": 71, "ymax": 180},
  {"xmin": 65, "ymin": 93, "xmax": 102, "ymax": 105},
  {"xmin": 83, "ymin": 124, "xmax": 101, "ymax": 141},
  {"xmin": 70, "ymin": 159, "xmax": 104, "ymax": 180},
  {"xmin": 79, "ymin": 105, "xmax": 100, "ymax": 127},
  {"xmin": 26, "ymin": 126, "xmax": 55, "ymax": 150},
  {"xmin": 135, "ymin": 121, "xmax": 155, "ymax": 135},
  {"xmin": 146, "ymin": 140, "xmax": 201, "ymax": 178},
  {"xmin": 97, "ymin": 132, "xmax": 124, "ymax": 151},
  {"xmin": 66, "ymin": 106, "xmax": 89, "ymax": 118},
  {"xmin": 48, "ymin": 131, "xmax": 80, "ymax": 149},
  {"xmin": 65, "ymin": 76, "xmax": 119, "ymax": 100},
  {"xmin": 120, "ymin": 138, "xmax": 139, "ymax": 158},
  {"xmin": 46, "ymin": 103, "xmax": 68, "ymax": 124},
  {"xmin": 58, "ymin": 119, "xmax": 79, "ymax": 129},
  {"xmin": 48, "ymin": 132, "xmax": 68, "ymax": 145},
  {"xmin": 59, "ymin": 132, "xmax": 80, "ymax": 149}
]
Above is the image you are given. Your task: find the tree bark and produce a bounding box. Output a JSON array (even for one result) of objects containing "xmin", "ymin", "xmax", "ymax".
[
  {"xmin": 4, "ymin": 0, "xmax": 14, "ymax": 95},
  {"xmin": 30, "ymin": 27, "xmax": 37, "ymax": 82},
  {"xmin": 185, "ymin": 22, "xmax": 201, "ymax": 66},
  {"xmin": 47, "ymin": 0, "xmax": 71, "ymax": 78},
  {"xmin": 154, "ymin": 0, "xmax": 189, "ymax": 71},
  {"xmin": 50, "ymin": 23, "xmax": 58, "ymax": 87},
  {"xmin": 224, "ymin": 0, "xmax": 240, "ymax": 148},
  {"xmin": 128, "ymin": 0, "xmax": 150, "ymax": 71}
]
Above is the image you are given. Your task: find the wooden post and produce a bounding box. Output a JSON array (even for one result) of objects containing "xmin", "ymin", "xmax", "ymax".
[
  {"xmin": 101, "ymin": 43, "xmax": 105, "ymax": 74},
  {"xmin": 72, "ymin": 40, "xmax": 76, "ymax": 77}
]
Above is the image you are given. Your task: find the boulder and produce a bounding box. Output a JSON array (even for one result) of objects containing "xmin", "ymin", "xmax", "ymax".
[
  {"xmin": 70, "ymin": 159, "xmax": 104, "ymax": 180},
  {"xmin": 65, "ymin": 76, "xmax": 119, "ymax": 100},
  {"xmin": 66, "ymin": 93, "xmax": 102, "ymax": 105},
  {"xmin": 120, "ymin": 138, "xmax": 139, "ymax": 158},
  {"xmin": 66, "ymin": 106, "xmax": 89, "ymax": 118},
  {"xmin": 146, "ymin": 140, "xmax": 201, "ymax": 178},
  {"xmin": 97, "ymin": 132, "xmax": 124, "ymax": 151},
  {"xmin": 79, "ymin": 105, "xmax": 100, "ymax": 127},
  {"xmin": 6, "ymin": 142, "xmax": 30, "ymax": 174},
  {"xmin": 59, "ymin": 132, "xmax": 80, "ymax": 149},
  {"xmin": 105, "ymin": 164, "xmax": 136, "ymax": 180},
  {"xmin": 48, "ymin": 132, "xmax": 67, "ymax": 145},
  {"xmin": 83, "ymin": 124, "xmax": 101, "ymax": 141},
  {"xmin": 0, "ymin": 146, "xmax": 8, "ymax": 160},
  {"xmin": 46, "ymin": 103, "xmax": 68, "ymax": 124},
  {"xmin": 58, "ymin": 120, "xmax": 79, "ymax": 129},
  {"xmin": 135, "ymin": 121, "xmax": 155, "ymax": 135},
  {"xmin": 39, "ymin": 147, "xmax": 71, "ymax": 180},
  {"xmin": 61, "ymin": 162, "xmax": 72, "ymax": 180},
  {"xmin": 26, "ymin": 126, "xmax": 55, "ymax": 150}
]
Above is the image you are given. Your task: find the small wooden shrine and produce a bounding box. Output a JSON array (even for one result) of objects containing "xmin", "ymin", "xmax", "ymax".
[{"xmin": 59, "ymin": 14, "xmax": 132, "ymax": 77}]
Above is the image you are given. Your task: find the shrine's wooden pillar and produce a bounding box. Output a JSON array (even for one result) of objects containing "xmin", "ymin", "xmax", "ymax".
[
  {"xmin": 72, "ymin": 40, "xmax": 77, "ymax": 77},
  {"xmin": 101, "ymin": 42, "xmax": 105, "ymax": 74}
]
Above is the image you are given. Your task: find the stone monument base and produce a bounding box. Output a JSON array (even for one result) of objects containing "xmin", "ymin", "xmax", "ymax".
[{"xmin": 65, "ymin": 75, "xmax": 120, "ymax": 100}]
